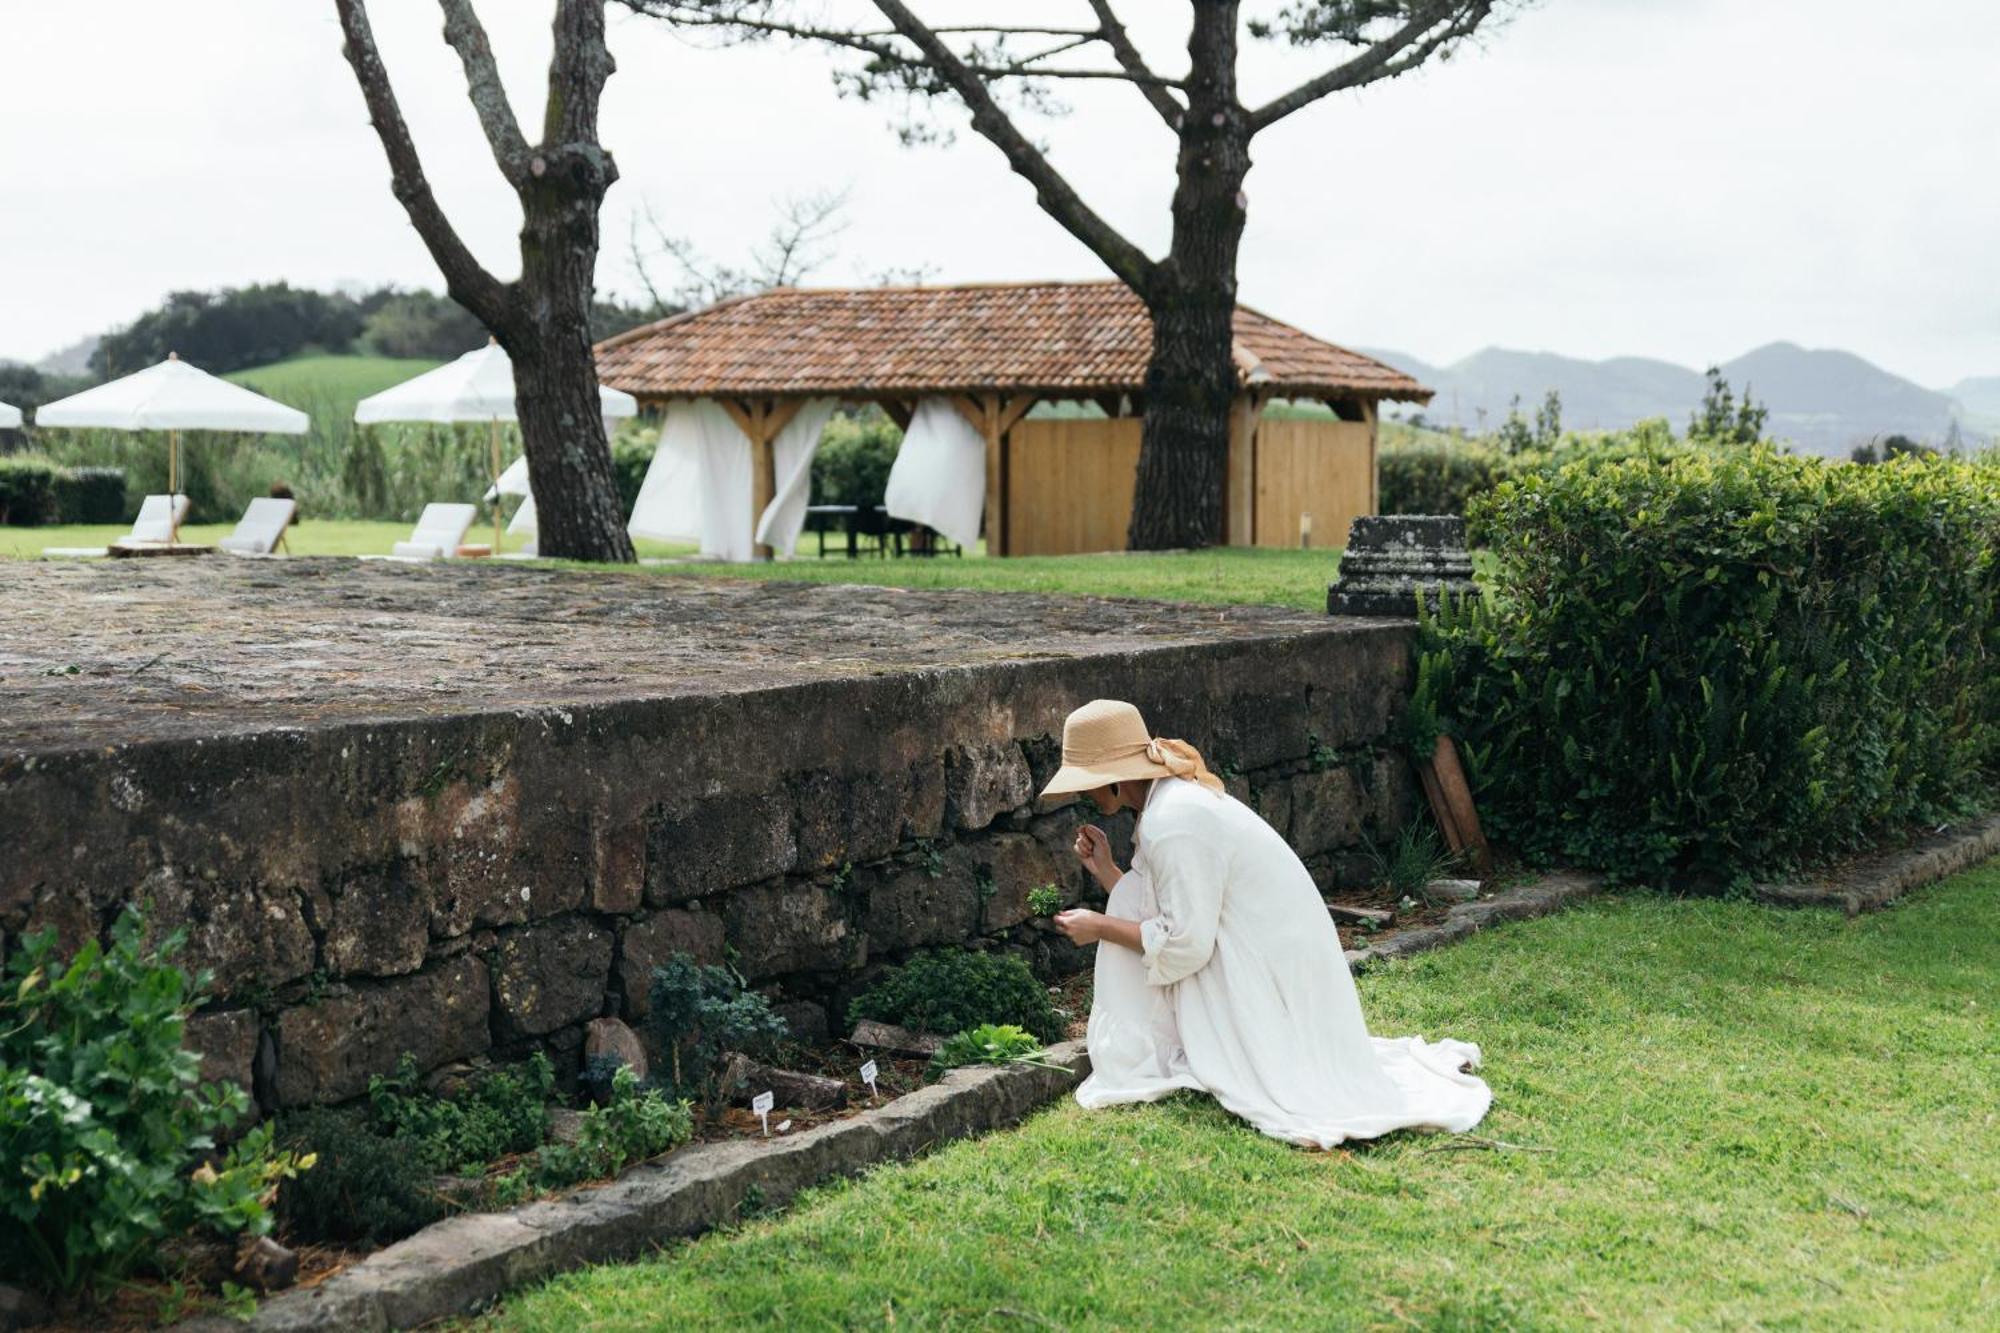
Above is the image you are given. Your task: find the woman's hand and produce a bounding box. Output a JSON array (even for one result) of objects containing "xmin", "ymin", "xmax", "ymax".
[
  {"xmin": 1053, "ymin": 908, "xmax": 1104, "ymax": 945},
  {"xmin": 1072, "ymin": 824, "xmax": 1121, "ymax": 892}
]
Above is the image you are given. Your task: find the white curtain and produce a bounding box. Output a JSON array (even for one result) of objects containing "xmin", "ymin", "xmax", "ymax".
[
  {"xmin": 754, "ymin": 398, "xmax": 839, "ymax": 558},
  {"xmin": 884, "ymin": 396, "xmax": 986, "ymax": 549},
  {"xmin": 627, "ymin": 399, "xmax": 756, "ymax": 561}
]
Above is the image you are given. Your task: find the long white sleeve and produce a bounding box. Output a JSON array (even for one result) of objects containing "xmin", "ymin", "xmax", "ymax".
[{"xmin": 1139, "ymin": 825, "xmax": 1227, "ymax": 986}]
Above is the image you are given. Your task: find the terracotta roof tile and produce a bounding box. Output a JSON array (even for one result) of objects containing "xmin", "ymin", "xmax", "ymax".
[{"xmin": 594, "ymin": 281, "xmax": 1429, "ymax": 403}]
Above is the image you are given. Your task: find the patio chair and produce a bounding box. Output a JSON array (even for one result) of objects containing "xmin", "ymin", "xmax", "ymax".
[
  {"xmin": 217, "ymin": 497, "xmax": 297, "ymax": 556},
  {"xmin": 388, "ymin": 502, "xmax": 478, "ymax": 561},
  {"xmin": 41, "ymin": 493, "xmax": 190, "ymax": 558}
]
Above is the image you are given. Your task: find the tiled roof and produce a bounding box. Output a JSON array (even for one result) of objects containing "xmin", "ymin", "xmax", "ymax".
[{"xmin": 594, "ymin": 281, "xmax": 1430, "ymax": 403}]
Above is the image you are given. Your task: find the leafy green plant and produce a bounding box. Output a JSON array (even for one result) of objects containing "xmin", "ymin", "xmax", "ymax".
[
  {"xmin": 0, "ymin": 908, "xmax": 310, "ymax": 1295},
  {"xmin": 274, "ymin": 1107, "xmax": 444, "ymax": 1245},
  {"xmin": 1365, "ymin": 822, "xmax": 1463, "ymax": 907},
  {"xmin": 0, "ymin": 455, "xmax": 62, "ymax": 525},
  {"xmin": 1026, "ymin": 884, "xmax": 1063, "ymax": 917},
  {"xmin": 848, "ymin": 950, "xmax": 1064, "ymax": 1043},
  {"xmin": 647, "ymin": 954, "xmax": 788, "ymax": 1111},
  {"xmin": 925, "ymin": 1024, "xmax": 1046, "ymax": 1081},
  {"xmin": 366, "ymin": 1051, "xmax": 552, "ymax": 1173},
  {"xmin": 1419, "ymin": 448, "xmax": 2000, "ymax": 884},
  {"xmin": 531, "ymin": 1066, "xmax": 692, "ymax": 1190}
]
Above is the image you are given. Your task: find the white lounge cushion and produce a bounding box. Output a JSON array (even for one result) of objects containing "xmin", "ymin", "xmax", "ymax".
[
  {"xmin": 386, "ymin": 502, "xmax": 477, "ymax": 561},
  {"xmin": 219, "ymin": 497, "xmax": 297, "ymax": 555},
  {"xmin": 128, "ymin": 494, "xmax": 191, "ymax": 544}
]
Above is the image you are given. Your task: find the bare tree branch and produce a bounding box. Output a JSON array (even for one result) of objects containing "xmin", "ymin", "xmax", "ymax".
[
  {"xmin": 1087, "ymin": 0, "xmax": 1185, "ymax": 128},
  {"xmin": 334, "ymin": 0, "xmax": 512, "ymax": 329},
  {"xmin": 438, "ymin": 0, "xmax": 532, "ymax": 183},
  {"xmin": 1248, "ymin": 1, "xmax": 1492, "ymax": 132},
  {"xmin": 545, "ymin": 0, "xmax": 619, "ymax": 162},
  {"xmin": 866, "ymin": 0, "xmax": 1158, "ymax": 292}
]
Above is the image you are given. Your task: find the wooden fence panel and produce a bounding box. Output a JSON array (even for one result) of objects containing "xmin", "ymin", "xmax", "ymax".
[
  {"xmin": 1005, "ymin": 418, "xmax": 1143, "ymax": 556},
  {"xmin": 1252, "ymin": 418, "xmax": 1373, "ymax": 550}
]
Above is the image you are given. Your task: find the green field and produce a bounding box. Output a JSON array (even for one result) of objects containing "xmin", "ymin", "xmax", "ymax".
[
  {"xmin": 480, "ymin": 859, "xmax": 2000, "ymax": 1331},
  {"xmin": 224, "ymin": 353, "xmax": 443, "ymax": 411}
]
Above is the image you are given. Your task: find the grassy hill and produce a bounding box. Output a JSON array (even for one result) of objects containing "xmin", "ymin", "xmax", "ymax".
[{"xmin": 226, "ymin": 354, "xmax": 440, "ymax": 421}]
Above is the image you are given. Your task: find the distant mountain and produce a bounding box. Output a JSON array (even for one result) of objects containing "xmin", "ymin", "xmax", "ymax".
[
  {"xmin": 1363, "ymin": 342, "xmax": 1979, "ymax": 457},
  {"xmin": 37, "ymin": 336, "xmax": 97, "ymax": 377},
  {"xmin": 1948, "ymin": 375, "xmax": 2000, "ymax": 431}
]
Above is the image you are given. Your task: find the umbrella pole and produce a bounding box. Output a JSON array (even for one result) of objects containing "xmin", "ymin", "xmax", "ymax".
[
  {"xmin": 169, "ymin": 429, "xmax": 180, "ymax": 546},
  {"xmin": 490, "ymin": 417, "xmax": 502, "ymax": 555}
]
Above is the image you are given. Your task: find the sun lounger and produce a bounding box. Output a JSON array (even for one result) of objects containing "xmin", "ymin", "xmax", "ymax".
[
  {"xmin": 387, "ymin": 502, "xmax": 478, "ymax": 561},
  {"xmin": 217, "ymin": 497, "xmax": 298, "ymax": 555},
  {"xmin": 42, "ymin": 493, "xmax": 189, "ymax": 558}
]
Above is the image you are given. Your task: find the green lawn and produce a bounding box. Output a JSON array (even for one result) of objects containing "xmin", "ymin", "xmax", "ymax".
[
  {"xmin": 634, "ymin": 546, "xmax": 1349, "ymax": 612},
  {"xmin": 481, "ymin": 861, "xmax": 2000, "ymax": 1331}
]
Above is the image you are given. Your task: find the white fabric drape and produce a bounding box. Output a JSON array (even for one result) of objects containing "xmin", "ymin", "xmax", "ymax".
[
  {"xmin": 1077, "ymin": 779, "xmax": 1493, "ymax": 1149},
  {"xmin": 628, "ymin": 399, "xmax": 757, "ymax": 561},
  {"xmin": 883, "ymin": 396, "xmax": 986, "ymax": 549},
  {"xmin": 754, "ymin": 397, "xmax": 838, "ymax": 558}
]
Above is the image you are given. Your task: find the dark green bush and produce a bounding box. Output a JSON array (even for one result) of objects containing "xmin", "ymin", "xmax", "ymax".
[
  {"xmin": 647, "ymin": 954, "xmax": 787, "ymax": 1111},
  {"xmin": 0, "ymin": 909, "xmax": 308, "ymax": 1294},
  {"xmin": 0, "ymin": 456, "xmax": 61, "ymax": 526},
  {"xmin": 811, "ymin": 412, "xmax": 900, "ymax": 509},
  {"xmin": 611, "ymin": 427, "xmax": 656, "ymax": 512},
  {"xmin": 1416, "ymin": 449, "xmax": 2000, "ymax": 885},
  {"xmin": 1379, "ymin": 439, "xmax": 1515, "ymax": 517},
  {"xmin": 848, "ymin": 950, "xmax": 1064, "ymax": 1043},
  {"xmin": 365, "ymin": 1052, "xmax": 552, "ymax": 1173},
  {"xmin": 274, "ymin": 1107, "xmax": 444, "ymax": 1245},
  {"xmin": 53, "ymin": 467, "xmax": 128, "ymax": 524}
]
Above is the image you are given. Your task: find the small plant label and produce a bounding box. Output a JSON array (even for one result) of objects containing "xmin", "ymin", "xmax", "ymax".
[
  {"xmin": 860, "ymin": 1059, "xmax": 879, "ymax": 1100},
  {"xmin": 752, "ymin": 1089, "xmax": 775, "ymax": 1136},
  {"xmin": 776, "ymin": 1119, "xmax": 793, "ymax": 1134}
]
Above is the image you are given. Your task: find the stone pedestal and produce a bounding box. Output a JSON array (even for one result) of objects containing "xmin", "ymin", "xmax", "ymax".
[{"xmin": 1327, "ymin": 515, "xmax": 1480, "ymax": 617}]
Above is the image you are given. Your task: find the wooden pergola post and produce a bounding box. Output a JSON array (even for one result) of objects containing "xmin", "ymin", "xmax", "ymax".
[
  {"xmin": 718, "ymin": 397, "xmax": 803, "ymax": 560},
  {"xmin": 948, "ymin": 393, "xmax": 1036, "ymax": 557},
  {"xmin": 1225, "ymin": 392, "xmax": 1262, "ymax": 547}
]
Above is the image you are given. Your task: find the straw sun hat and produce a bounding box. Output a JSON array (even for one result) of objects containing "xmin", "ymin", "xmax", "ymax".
[{"xmin": 1038, "ymin": 699, "xmax": 1224, "ymax": 799}]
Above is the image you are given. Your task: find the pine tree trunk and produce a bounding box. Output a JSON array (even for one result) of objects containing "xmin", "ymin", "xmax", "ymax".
[{"xmin": 1127, "ymin": 1, "xmax": 1250, "ymax": 552}]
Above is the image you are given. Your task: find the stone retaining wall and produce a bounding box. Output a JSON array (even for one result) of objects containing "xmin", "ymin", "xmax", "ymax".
[{"xmin": 3, "ymin": 613, "xmax": 1415, "ymax": 1114}]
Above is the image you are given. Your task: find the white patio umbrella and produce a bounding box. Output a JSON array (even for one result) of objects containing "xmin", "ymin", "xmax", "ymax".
[
  {"xmin": 0, "ymin": 401, "xmax": 21, "ymax": 430},
  {"xmin": 354, "ymin": 340, "xmax": 638, "ymax": 554},
  {"xmin": 35, "ymin": 354, "xmax": 308, "ymax": 545}
]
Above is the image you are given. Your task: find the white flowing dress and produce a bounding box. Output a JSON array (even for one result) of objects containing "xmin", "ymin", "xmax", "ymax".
[{"xmin": 1076, "ymin": 777, "xmax": 1492, "ymax": 1147}]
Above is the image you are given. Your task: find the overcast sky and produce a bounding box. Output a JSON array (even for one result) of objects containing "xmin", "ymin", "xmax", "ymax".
[{"xmin": 2, "ymin": 1, "xmax": 1994, "ymax": 386}]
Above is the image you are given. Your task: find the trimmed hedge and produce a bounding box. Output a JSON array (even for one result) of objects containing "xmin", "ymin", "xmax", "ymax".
[
  {"xmin": 1416, "ymin": 448, "xmax": 1999, "ymax": 885},
  {"xmin": 0, "ymin": 456, "xmax": 60, "ymax": 526},
  {"xmin": 54, "ymin": 466, "xmax": 128, "ymax": 523}
]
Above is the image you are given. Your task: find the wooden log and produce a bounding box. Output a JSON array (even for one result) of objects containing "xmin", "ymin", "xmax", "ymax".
[
  {"xmin": 1416, "ymin": 735, "xmax": 1492, "ymax": 877},
  {"xmin": 720, "ymin": 1052, "xmax": 848, "ymax": 1110},
  {"xmin": 1328, "ymin": 902, "xmax": 1395, "ymax": 928}
]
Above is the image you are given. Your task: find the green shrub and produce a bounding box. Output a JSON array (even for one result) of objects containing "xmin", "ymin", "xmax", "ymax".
[
  {"xmin": 1025, "ymin": 884, "xmax": 1063, "ymax": 917},
  {"xmin": 1417, "ymin": 448, "xmax": 2000, "ymax": 885},
  {"xmin": 274, "ymin": 1107, "xmax": 444, "ymax": 1245},
  {"xmin": 53, "ymin": 467, "xmax": 128, "ymax": 523},
  {"xmin": 1366, "ymin": 821, "xmax": 1464, "ymax": 904},
  {"xmin": 611, "ymin": 426, "xmax": 657, "ymax": 512},
  {"xmin": 1379, "ymin": 438, "xmax": 1515, "ymax": 518},
  {"xmin": 0, "ymin": 909, "xmax": 309, "ymax": 1294},
  {"xmin": 529, "ymin": 1066, "xmax": 692, "ymax": 1190},
  {"xmin": 365, "ymin": 1052, "xmax": 552, "ymax": 1173},
  {"xmin": 925, "ymin": 1024, "xmax": 1043, "ymax": 1081},
  {"xmin": 647, "ymin": 954, "xmax": 788, "ymax": 1111},
  {"xmin": 811, "ymin": 412, "xmax": 900, "ymax": 509},
  {"xmin": 0, "ymin": 456, "xmax": 61, "ymax": 526},
  {"xmin": 848, "ymin": 950, "xmax": 1063, "ymax": 1043}
]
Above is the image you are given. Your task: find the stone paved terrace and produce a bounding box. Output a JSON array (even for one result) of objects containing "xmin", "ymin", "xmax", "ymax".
[{"xmin": 0, "ymin": 558, "xmax": 1362, "ymax": 755}]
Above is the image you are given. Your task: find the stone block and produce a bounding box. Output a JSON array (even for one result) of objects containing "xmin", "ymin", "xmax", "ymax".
[
  {"xmin": 791, "ymin": 768, "xmax": 909, "ymax": 872},
  {"xmin": 646, "ymin": 790, "xmax": 795, "ymax": 905},
  {"xmin": 1249, "ymin": 775, "xmax": 1295, "ymax": 841},
  {"xmin": 1327, "ymin": 514, "xmax": 1481, "ymax": 617},
  {"xmin": 944, "ymin": 742, "xmax": 1033, "ymax": 832},
  {"xmin": 974, "ymin": 832, "xmax": 1063, "ymax": 933},
  {"xmin": 1288, "ymin": 765, "xmax": 1367, "ymax": 856},
  {"xmin": 142, "ymin": 866, "xmax": 315, "ymax": 993},
  {"xmin": 862, "ymin": 858, "xmax": 979, "ymax": 953},
  {"xmin": 494, "ymin": 916, "xmax": 614, "ymax": 1039},
  {"xmin": 584, "ymin": 1017, "xmax": 648, "ymax": 1084},
  {"xmin": 405, "ymin": 774, "xmax": 587, "ymax": 937},
  {"xmin": 589, "ymin": 818, "xmax": 645, "ymax": 914},
  {"xmin": 185, "ymin": 1007, "xmax": 260, "ymax": 1103},
  {"xmin": 773, "ymin": 999, "xmax": 829, "ymax": 1045},
  {"xmin": 723, "ymin": 881, "xmax": 856, "ymax": 980},
  {"xmin": 617, "ymin": 908, "xmax": 726, "ymax": 1018},
  {"xmin": 321, "ymin": 866, "xmax": 429, "ymax": 977},
  {"xmin": 275, "ymin": 957, "xmax": 490, "ymax": 1106}
]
